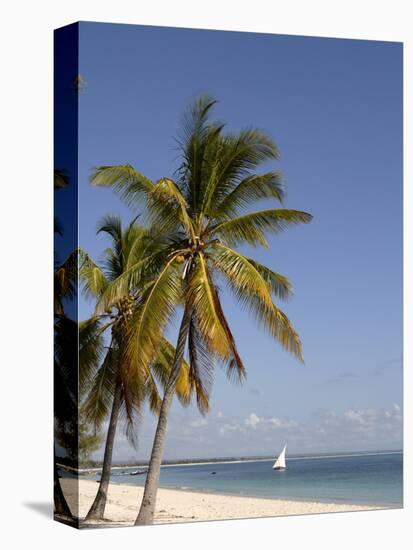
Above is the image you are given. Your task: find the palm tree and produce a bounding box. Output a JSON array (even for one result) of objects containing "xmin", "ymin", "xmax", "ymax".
[
  {"xmin": 80, "ymin": 216, "xmax": 208, "ymax": 521},
  {"xmin": 91, "ymin": 96, "xmax": 313, "ymax": 525},
  {"xmin": 54, "ymin": 168, "xmax": 77, "ymax": 519}
]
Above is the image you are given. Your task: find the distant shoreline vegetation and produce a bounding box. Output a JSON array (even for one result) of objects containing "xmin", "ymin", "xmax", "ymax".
[{"xmin": 57, "ymin": 449, "xmax": 402, "ymax": 472}]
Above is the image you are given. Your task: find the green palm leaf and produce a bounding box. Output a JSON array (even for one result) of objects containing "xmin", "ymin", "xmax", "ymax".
[
  {"xmin": 210, "ymin": 243, "xmax": 302, "ymax": 360},
  {"xmin": 54, "ymin": 168, "xmax": 69, "ymax": 189},
  {"xmin": 176, "ymin": 95, "xmax": 222, "ymax": 212},
  {"xmin": 54, "ymin": 248, "xmax": 79, "ymax": 314},
  {"xmin": 201, "ymin": 129, "xmax": 280, "ymax": 216},
  {"xmin": 187, "ymin": 253, "xmax": 230, "ymax": 357},
  {"xmin": 91, "ymin": 164, "xmax": 154, "ymax": 207},
  {"xmin": 208, "ymin": 208, "xmax": 313, "ymax": 247},
  {"xmin": 188, "ymin": 315, "xmax": 213, "ymax": 413},
  {"xmin": 80, "ymin": 250, "xmax": 109, "ymax": 300},
  {"xmin": 150, "ymin": 178, "xmax": 196, "ymax": 239},
  {"xmin": 94, "ymin": 249, "xmax": 168, "ymax": 313},
  {"xmin": 83, "ymin": 342, "xmax": 118, "ymax": 428},
  {"xmin": 211, "ymin": 242, "xmax": 292, "ymax": 301},
  {"xmin": 150, "ymin": 338, "xmax": 194, "ymax": 408},
  {"xmin": 125, "ymin": 255, "xmax": 182, "ymax": 375},
  {"xmin": 187, "ymin": 253, "xmax": 245, "ymax": 382},
  {"xmin": 79, "ymin": 317, "xmax": 106, "ymax": 392},
  {"xmin": 214, "ymin": 171, "xmax": 285, "ymax": 218}
]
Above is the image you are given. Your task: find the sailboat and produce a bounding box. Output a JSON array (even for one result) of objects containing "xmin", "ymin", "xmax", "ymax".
[{"xmin": 273, "ymin": 444, "xmax": 287, "ymax": 470}]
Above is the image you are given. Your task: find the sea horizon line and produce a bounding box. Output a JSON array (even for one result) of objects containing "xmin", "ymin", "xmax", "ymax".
[{"xmin": 60, "ymin": 448, "xmax": 403, "ymax": 473}]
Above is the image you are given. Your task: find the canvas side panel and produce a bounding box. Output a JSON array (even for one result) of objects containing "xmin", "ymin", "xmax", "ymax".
[{"xmin": 54, "ymin": 22, "xmax": 80, "ymax": 528}]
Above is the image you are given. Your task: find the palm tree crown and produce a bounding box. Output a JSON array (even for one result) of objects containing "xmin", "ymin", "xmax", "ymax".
[
  {"xmin": 92, "ymin": 97, "xmax": 312, "ymax": 389},
  {"xmin": 80, "ymin": 215, "xmax": 204, "ymax": 439}
]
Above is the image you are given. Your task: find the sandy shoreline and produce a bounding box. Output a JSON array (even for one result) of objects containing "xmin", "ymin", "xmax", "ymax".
[{"xmin": 60, "ymin": 478, "xmax": 385, "ymax": 526}]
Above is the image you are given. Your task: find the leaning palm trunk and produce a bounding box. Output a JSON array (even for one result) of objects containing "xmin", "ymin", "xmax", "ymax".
[
  {"xmin": 135, "ymin": 307, "xmax": 192, "ymax": 526},
  {"xmin": 85, "ymin": 381, "xmax": 122, "ymax": 521},
  {"xmin": 54, "ymin": 448, "xmax": 73, "ymax": 518}
]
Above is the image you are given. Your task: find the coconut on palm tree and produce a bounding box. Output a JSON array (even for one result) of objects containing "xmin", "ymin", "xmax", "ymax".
[
  {"xmin": 91, "ymin": 96, "xmax": 313, "ymax": 525},
  {"xmin": 80, "ymin": 216, "xmax": 209, "ymax": 521}
]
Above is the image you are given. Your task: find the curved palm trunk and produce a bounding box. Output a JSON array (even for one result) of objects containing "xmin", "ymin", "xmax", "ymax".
[
  {"xmin": 85, "ymin": 380, "xmax": 122, "ymax": 521},
  {"xmin": 135, "ymin": 307, "xmax": 192, "ymax": 526},
  {"xmin": 54, "ymin": 448, "xmax": 73, "ymax": 518}
]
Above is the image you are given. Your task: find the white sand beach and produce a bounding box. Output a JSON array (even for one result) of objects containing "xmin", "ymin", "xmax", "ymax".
[{"xmin": 60, "ymin": 478, "xmax": 383, "ymax": 526}]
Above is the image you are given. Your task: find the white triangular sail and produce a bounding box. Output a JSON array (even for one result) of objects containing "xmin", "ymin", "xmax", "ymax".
[{"xmin": 273, "ymin": 444, "xmax": 287, "ymax": 469}]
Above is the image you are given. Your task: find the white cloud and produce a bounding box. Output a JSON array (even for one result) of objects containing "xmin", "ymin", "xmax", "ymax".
[
  {"xmin": 219, "ymin": 423, "xmax": 245, "ymax": 435},
  {"xmin": 188, "ymin": 419, "xmax": 208, "ymax": 428},
  {"xmin": 245, "ymin": 413, "xmax": 260, "ymax": 428},
  {"xmin": 267, "ymin": 417, "xmax": 298, "ymax": 429},
  {"xmin": 344, "ymin": 409, "xmax": 365, "ymax": 424},
  {"xmin": 91, "ymin": 404, "xmax": 403, "ymax": 462}
]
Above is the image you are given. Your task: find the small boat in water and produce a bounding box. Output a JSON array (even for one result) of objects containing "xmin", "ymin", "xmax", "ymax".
[
  {"xmin": 130, "ymin": 470, "xmax": 146, "ymax": 476},
  {"xmin": 273, "ymin": 444, "xmax": 287, "ymax": 470}
]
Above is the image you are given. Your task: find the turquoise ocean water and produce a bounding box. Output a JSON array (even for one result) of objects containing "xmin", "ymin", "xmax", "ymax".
[{"xmin": 101, "ymin": 451, "xmax": 402, "ymax": 507}]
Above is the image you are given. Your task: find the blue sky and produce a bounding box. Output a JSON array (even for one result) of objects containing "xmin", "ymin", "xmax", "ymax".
[{"xmin": 76, "ymin": 22, "xmax": 402, "ymax": 460}]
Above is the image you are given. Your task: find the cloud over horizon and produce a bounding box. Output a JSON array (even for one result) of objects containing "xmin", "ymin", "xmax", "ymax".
[{"xmin": 93, "ymin": 403, "xmax": 403, "ymax": 463}]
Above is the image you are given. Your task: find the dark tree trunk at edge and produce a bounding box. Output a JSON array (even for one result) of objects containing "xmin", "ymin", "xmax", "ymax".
[{"xmin": 54, "ymin": 448, "xmax": 73, "ymax": 518}]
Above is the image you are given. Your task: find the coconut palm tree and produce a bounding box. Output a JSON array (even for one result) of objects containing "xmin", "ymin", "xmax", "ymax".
[
  {"xmin": 90, "ymin": 96, "xmax": 313, "ymax": 525},
  {"xmin": 54, "ymin": 167, "xmax": 78, "ymax": 519},
  {"xmin": 80, "ymin": 216, "xmax": 208, "ymax": 521}
]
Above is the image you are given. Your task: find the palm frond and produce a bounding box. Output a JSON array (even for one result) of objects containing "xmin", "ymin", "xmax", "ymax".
[
  {"xmin": 143, "ymin": 369, "xmax": 163, "ymax": 414},
  {"xmin": 187, "ymin": 253, "xmax": 229, "ymax": 357},
  {"xmin": 208, "ymin": 208, "xmax": 313, "ymax": 247},
  {"xmin": 187, "ymin": 255, "xmax": 246, "ymax": 383},
  {"xmin": 214, "ymin": 171, "xmax": 285, "ymax": 219},
  {"xmin": 201, "ymin": 129, "xmax": 280, "ymax": 216},
  {"xmin": 210, "ymin": 242, "xmax": 302, "ymax": 359},
  {"xmin": 83, "ymin": 343, "xmax": 118, "ymax": 428},
  {"xmin": 152, "ymin": 338, "xmax": 194, "ymax": 407},
  {"xmin": 79, "ymin": 317, "xmax": 106, "ymax": 392},
  {"xmin": 209, "ymin": 290, "xmax": 246, "ymax": 383},
  {"xmin": 91, "ymin": 165, "xmax": 154, "ymax": 208},
  {"xmin": 118, "ymin": 392, "xmax": 143, "ymax": 449},
  {"xmin": 176, "ymin": 95, "xmax": 224, "ymax": 212},
  {"xmin": 188, "ymin": 315, "xmax": 212, "ymax": 414},
  {"xmin": 54, "ymin": 169, "xmax": 70, "ymax": 189},
  {"xmin": 244, "ymin": 258, "xmax": 293, "ymax": 301},
  {"xmin": 125, "ymin": 255, "xmax": 182, "ymax": 376},
  {"xmin": 94, "ymin": 249, "xmax": 168, "ymax": 312},
  {"xmin": 247, "ymin": 295, "xmax": 304, "ymax": 361},
  {"xmin": 150, "ymin": 178, "xmax": 196, "ymax": 239},
  {"xmin": 96, "ymin": 214, "xmax": 123, "ymax": 246},
  {"xmin": 54, "ymin": 248, "xmax": 79, "ymax": 314},
  {"xmin": 79, "ymin": 250, "xmax": 109, "ymax": 300},
  {"xmin": 211, "ymin": 243, "xmax": 292, "ymax": 301}
]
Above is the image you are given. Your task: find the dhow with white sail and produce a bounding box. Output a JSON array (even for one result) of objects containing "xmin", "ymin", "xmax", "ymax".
[{"xmin": 273, "ymin": 444, "xmax": 287, "ymax": 470}]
